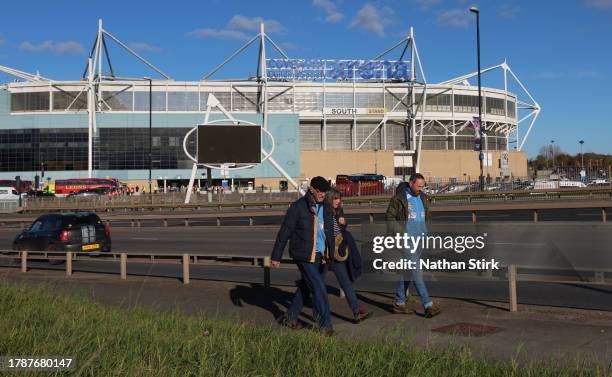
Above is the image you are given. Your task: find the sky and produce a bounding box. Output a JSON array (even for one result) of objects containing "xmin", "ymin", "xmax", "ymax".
[{"xmin": 0, "ymin": 0, "xmax": 610, "ymax": 158}]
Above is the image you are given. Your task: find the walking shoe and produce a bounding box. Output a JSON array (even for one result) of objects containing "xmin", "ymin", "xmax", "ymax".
[
  {"xmin": 392, "ymin": 302, "xmax": 413, "ymax": 314},
  {"xmin": 277, "ymin": 314, "xmax": 302, "ymax": 330},
  {"xmin": 353, "ymin": 308, "xmax": 374, "ymax": 324},
  {"xmin": 424, "ymin": 304, "xmax": 441, "ymax": 318}
]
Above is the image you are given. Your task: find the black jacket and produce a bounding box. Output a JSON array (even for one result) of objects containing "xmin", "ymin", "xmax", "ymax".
[{"xmin": 271, "ymin": 192, "xmax": 326, "ymax": 263}]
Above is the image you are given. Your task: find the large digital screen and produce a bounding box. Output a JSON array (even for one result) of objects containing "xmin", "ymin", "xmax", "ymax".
[{"xmin": 197, "ymin": 125, "xmax": 261, "ymax": 164}]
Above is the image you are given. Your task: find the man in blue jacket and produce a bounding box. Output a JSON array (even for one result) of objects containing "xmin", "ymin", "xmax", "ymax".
[{"xmin": 271, "ymin": 176, "xmax": 333, "ymax": 333}]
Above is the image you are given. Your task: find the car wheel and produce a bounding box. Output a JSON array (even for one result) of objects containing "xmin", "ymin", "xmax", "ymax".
[{"xmin": 47, "ymin": 244, "xmax": 65, "ymax": 265}]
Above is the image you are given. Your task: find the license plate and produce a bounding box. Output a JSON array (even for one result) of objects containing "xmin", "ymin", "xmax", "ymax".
[{"xmin": 82, "ymin": 243, "xmax": 100, "ymax": 251}]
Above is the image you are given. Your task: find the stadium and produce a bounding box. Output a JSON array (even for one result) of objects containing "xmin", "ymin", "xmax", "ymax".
[{"xmin": 0, "ymin": 21, "xmax": 540, "ymax": 192}]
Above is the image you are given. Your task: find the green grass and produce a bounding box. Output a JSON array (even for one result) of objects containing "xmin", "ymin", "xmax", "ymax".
[{"xmin": 0, "ymin": 281, "xmax": 607, "ymax": 377}]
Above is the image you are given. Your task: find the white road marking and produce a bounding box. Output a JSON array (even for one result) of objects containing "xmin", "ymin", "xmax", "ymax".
[{"xmin": 130, "ymin": 237, "xmax": 159, "ymax": 240}]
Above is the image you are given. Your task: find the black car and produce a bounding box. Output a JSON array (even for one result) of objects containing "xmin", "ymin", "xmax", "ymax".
[{"xmin": 13, "ymin": 212, "xmax": 111, "ymax": 254}]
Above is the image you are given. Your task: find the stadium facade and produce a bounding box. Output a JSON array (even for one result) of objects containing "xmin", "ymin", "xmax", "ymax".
[{"xmin": 0, "ymin": 21, "xmax": 540, "ymax": 190}]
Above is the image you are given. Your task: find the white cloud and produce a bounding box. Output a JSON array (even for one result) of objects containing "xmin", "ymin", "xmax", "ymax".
[
  {"xmin": 585, "ymin": 0, "xmax": 612, "ymax": 9},
  {"xmin": 498, "ymin": 3, "xmax": 519, "ymax": 18},
  {"xmin": 312, "ymin": 0, "xmax": 345, "ymax": 23},
  {"xmin": 437, "ymin": 9, "xmax": 471, "ymax": 28},
  {"xmin": 350, "ymin": 3, "xmax": 387, "ymax": 37},
  {"xmin": 416, "ymin": 0, "xmax": 442, "ymax": 9},
  {"xmin": 188, "ymin": 15, "xmax": 286, "ymax": 41},
  {"xmin": 128, "ymin": 42, "xmax": 162, "ymax": 53},
  {"xmin": 227, "ymin": 15, "xmax": 285, "ymax": 34},
  {"xmin": 280, "ymin": 42, "xmax": 297, "ymax": 50},
  {"xmin": 19, "ymin": 40, "xmax": 83, "ymax": 54},
  {"xmin": 187, "ymin": 28, "xmax": 248, "ymax": 40}
]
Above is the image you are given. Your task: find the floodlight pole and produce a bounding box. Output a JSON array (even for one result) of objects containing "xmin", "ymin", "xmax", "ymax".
[
  {"xmin": 147, "ymin": 77, "xmax": 153, "ymax": 197},
  {"xmin": 470, "ymin": 7, "xmax": 485, "ymax": 191}
]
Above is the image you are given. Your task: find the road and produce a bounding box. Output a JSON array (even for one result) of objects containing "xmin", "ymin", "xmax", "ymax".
[{"xmin": 0, "ymin": 207, "xmax": 608, "ymax": 229}]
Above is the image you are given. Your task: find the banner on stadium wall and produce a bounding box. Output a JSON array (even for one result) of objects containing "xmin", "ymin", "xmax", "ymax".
[
  {"xmin": 324, "ymin": 108, "xmax": 386, "ymax": 116},
  {"xmin": 266, "ymin": 59, "xmax": 410, "ymax": 81},
  {"xmin": 473, "ymin": 116, "xmax": 482, "ymax": 152}
]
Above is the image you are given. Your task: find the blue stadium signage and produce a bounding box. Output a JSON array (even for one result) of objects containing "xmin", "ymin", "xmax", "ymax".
[{"xmin": 266, "ymin": 59, "xmax": 410, "ymax": 81}]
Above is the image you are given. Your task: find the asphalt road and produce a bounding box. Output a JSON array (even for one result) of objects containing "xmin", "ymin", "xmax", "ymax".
[
  {"xmin": 0, "ymin": 208, "xmax": 608, "ymax": 229},
  {"xmin": 1, "ymin": 215, "xmax": 610, "ymax": 311}
]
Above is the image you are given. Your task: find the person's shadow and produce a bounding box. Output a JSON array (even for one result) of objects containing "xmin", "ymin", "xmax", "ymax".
[{"xmin": 230, "ymin": 283, "xmax": 312, "ymax": 323}]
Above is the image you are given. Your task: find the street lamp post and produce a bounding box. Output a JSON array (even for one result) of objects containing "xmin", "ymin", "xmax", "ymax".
[
  {"xmin": 551, "ymin": 139, "xmax": 555, "ymax": 172},
  {"xmin": 470, "ymin": 6, "xmax": 484, "ymax": 191},
  {"xmin": 144, "ymin": 77, "xmax": 153, "ymax": 197},
  {"xmin": 579, "ymin": 140, "xmax": 585, "ymax": 168}
]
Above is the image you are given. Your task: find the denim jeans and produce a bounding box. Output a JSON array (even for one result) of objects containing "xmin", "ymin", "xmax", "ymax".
[
  {"xmin": 330, "ymin": 262, "xmax": 360, "ymax": 314},
  {"xmin": 287, "ymin": 253, "xmax": 332, "ymax": 330},
  {"xmin": 394, "ymin": 248, "xmax": 432, "ymax": 309}
]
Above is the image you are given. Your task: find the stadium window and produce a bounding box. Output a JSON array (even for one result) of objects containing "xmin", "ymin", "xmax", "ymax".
[
  {"xmin": 168, "ymin": 91, "xmax": 198, "ymax": 111},
  {"xmin": 10, "ymin": 92, "xmax": 50, "ymax": 112},
  {"xmin": 52, "ymin": 91, "xmax": 88, "ymax": 111}
]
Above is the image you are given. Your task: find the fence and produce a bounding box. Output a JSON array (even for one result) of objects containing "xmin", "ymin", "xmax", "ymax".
[
  {"xmin": 0, "ymin": 200, "xmax": 18, "ymax": 213},
  {"xmin": 2, "ymin": 249, "xmax": 609, "ymax": 313}
]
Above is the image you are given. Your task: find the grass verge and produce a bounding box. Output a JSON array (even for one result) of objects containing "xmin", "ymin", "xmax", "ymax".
[{"xmin": 0, "ymin": 281, "xmax": 607, "ymax": 377}]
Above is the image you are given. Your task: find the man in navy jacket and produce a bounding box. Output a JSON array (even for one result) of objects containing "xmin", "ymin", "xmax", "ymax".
[{"xmin": 271, "ymin": 176, "xmax": 333, "ymax": 333}]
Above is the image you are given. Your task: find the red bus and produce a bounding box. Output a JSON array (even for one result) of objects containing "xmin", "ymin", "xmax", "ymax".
[
  {"xmin": 54, "ymin": 178, "xmax": 119, "ymax": 195},
  {"xmin": 335, "ymin": 174, "xmax": 385, "ymax": 196},
  {"xmin": 0, "ymin": 179, "xmax": 33, "ymax": 193}
]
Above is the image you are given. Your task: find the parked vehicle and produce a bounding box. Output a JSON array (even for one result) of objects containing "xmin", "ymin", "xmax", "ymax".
[
  {"xmin": 54, "ymin": 178, "xmax": 119, "ymax": 195},
  {"xmin": 12, "ymin": 212, "xmax": 111, "ymax": 262},
  {"xmin": 66, "ymin": 188, "xmax": 107, "ymax": 198},
  {"xmin": 335, "ymin": 174, "xmax": 385, "ymax": 196},
  {"xmin": 0, "ymin": 187, "xmax": 20, "ymax": 200},
  {"xmin": 0, "ymin": 179, "xmax": 33, "ymax": 193}
]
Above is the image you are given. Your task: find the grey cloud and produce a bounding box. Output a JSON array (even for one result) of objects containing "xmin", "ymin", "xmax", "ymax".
[
  {"xmin": 19, "ymin": 40, "xmax": 83, "ymax": 54},
  {"xmin": 312, "ymin": 0, "xmax": 345, "ymax": 23},
  {"xmin": 350, "ymin": 3, "xmax": 387, "ymax": 37},
  {"xmin": 585, "ymin": 0, "xmax": 612, "ymax": 9},
  {"xmin": 498, "ymin": 3, "xmax": 520, "ymax": 18},
  {"xmin": 128, "ymin": 42, "xmax": 162, "ymax": 53},
  {"xmin": 187, "ymin": 28, "xmax": 248, "ymax": 40},
  {"xmin": 227, "ymin": 15, "xmax": 285, "ymax": 34},
  {"xmin": 437, "ymin": 9, "xmax": 471, "ymax": 28}
]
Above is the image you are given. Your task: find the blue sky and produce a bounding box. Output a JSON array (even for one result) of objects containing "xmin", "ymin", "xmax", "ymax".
[{"xmin": 0, "ymin": 0, "xmax": 610, "ymax": 157}]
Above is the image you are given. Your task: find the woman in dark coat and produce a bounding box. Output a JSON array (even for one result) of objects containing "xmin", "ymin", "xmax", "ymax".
[{"xmin": 324, "ymin": 189, "xmax": 373, "ymax": 324}]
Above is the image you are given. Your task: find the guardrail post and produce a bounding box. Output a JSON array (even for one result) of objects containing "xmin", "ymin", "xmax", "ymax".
[
  {"xmin": 472, "ymin": 211, "xmax": 477, "ymax": 223},
  {"xmin": 263, "ymin": 256, "xmax": 271, "ymax": 288},
  {"xmin": 249, "ymin": 217, "xmax": 254, "ymax": 226},
  {"xmin": 183, "ymin": 254, "xmax": 190, "ymax": 285},
  {"xmin": 602, "ymin": 208, "xmax": 607, "ymax": 223},
  {"xmin": 184, "ymin": 218, "xmax": 189, "ymax": 227},
  {"xmin": 217, "ymin": 217, "xmax": 221, "ymax": 226},
  {"xmin": 163, "ymin": 219, "xmax": 168, "ymax": 227},
  {"xmin": 21, "ymin": 251, "xmax": 27, "ymax": 272},
  {"xmin": 66, "ymin": 252, "xmax": 73, "ymax": 276},
  {"xmin": 131, "ymin": 219, "xmax": 135, "ymax": 228},
  {"xmin": 120, "ymin": 253, "xmax": 127, "ymax": 280},
  {"xmin": 533, "ymin": 209, "xmax": 539, "ymax": 223},
  {"xmin": 508, "ymin": 264, "xmax": 518, "ymax": 312},
  {"xmin": 369, "ymin": 214, "xmax": 374, "ymax": 224}
]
